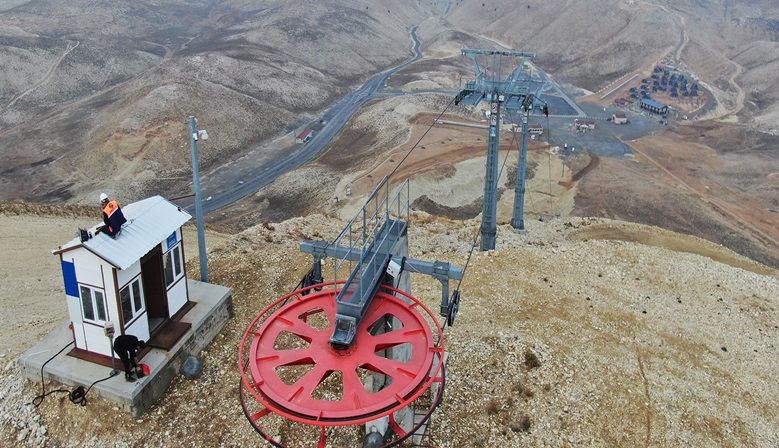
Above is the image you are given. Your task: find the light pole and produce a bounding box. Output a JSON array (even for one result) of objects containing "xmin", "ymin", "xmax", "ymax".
[
  {"xmin": 189, "ymin": 116, "xmax": 209, "ymax": 283},
  {"xmin": 104, "ymin": 321, "xmax": 118, "ymax": 376}
]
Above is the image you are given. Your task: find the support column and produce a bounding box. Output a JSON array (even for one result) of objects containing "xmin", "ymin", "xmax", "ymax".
[
  {"xmin": 511, "ymin": 112, "xmax": 530, "ymax": 230},
  {"xmin": 480, "ymin": 93, "xmax": 501, "ymax": 251},
  {"xmin": 188, "ymin": 116, "xmax": 209, "ymax": 282}
]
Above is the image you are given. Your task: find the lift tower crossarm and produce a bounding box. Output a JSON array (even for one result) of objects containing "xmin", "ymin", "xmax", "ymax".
[{"xmin": 462, "ymin": 49, "xmax": 536, "ymax": 93}]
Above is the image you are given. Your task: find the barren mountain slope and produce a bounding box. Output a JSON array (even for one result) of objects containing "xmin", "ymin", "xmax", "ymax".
[
  {"xmin": 0, "ymin": 0, "xmax": 447, "ymax": 203},
  {"xmin": 2, "ymin": 0, "xmax": 777, "ymax": 206},
  {"xmin": 2, "ymin": 205, "xmax": 779, "ymax": 447},
  {"xmin": 449, "ymin": 1, "xmax": 678, "ymax": 90},
  {"xmin": 2, "ymin": 2, "xmax": 779, "ymax": 446}
]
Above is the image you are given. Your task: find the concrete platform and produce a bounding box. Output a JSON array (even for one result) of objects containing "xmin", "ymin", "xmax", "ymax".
[{"xmin": 19, "ymin": 279, "xmax": 233, "ymax": 417}]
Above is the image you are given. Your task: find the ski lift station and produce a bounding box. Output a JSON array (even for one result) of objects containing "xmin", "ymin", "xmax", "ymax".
[
  {"xmin": 239, "ymin": 177, "xmax": 463, "ymax": 447},
  {"xmin": 20, "ymin": 195, "xmax": 233, "ymax": 416}
]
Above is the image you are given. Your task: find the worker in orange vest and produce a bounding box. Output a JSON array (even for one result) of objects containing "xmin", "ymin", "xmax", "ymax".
[{"xmin": 97, "ymin": 193, "xmax": 127, "ymax": 238}]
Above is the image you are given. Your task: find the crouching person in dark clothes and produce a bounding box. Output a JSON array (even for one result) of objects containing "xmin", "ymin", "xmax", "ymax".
[
  {"xmin": 97, "ymin": 193, "xmax": 127, "ymax": 238},
  {"xmin": 113, "ymin": 334, "xmax": 146, "ymax": 382}
]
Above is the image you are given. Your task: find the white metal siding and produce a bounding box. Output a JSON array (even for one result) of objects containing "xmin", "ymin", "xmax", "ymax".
[
  {"xmin": 72, "ymin": 323, "xmax": 87, "ymax": 350},
  {"xmin": 83, "ymin": 323, "xmax": 112, "ymax": 357},
  {"xmin": 125, "ymin": 315, "xmax": 150, "ymax": 342},
  {"xmin": 67, "ymin": 247, "xmax": 104, "ymax": 288},
  {"xmin": 79, "ymin": 196, "xmax": 190, "ymax": 270},
  {"xmin": 167, "ymin": 279, "xmax": 188, "ymax": 316},
  {"xmin": 116, "ymin": 260, "xmax": 141, "ymax": 288}
]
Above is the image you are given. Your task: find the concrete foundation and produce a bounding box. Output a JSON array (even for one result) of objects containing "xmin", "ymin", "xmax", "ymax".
[{"xmin": 19, "ymin": 279, "xmax": 232, "ymax": 417}]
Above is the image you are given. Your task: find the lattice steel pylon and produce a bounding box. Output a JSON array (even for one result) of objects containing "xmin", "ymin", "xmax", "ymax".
[{"xmin": 455, "ymin": 49, "xmax": 543, "ymax": 250}]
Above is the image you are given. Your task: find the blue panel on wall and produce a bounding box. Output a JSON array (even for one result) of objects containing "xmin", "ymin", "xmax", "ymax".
[
  {"xmin": 61, "ymin": 260, "xmax": 78, "ymax": 297},
  {"xmin": 166, "ymin": 231, "xmax": 178, "ymax": 251}
]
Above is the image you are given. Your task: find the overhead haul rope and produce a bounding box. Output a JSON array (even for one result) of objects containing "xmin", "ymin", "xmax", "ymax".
[
  {"xmin": 400, "ymin": 101, "xmax": 523, "ymax": 332},
  {"xmin": 440, "ymin": 112, "xmax": 521, "ymax": 332},
  {"xmin": 306, "ymin": 97, "xmax": 457, "ymax": 285},
  {"xmin": 31, "ymin": 341, "xmax": 119, "ymax": 408},
  {"xmin": 304, "ymin": 95, "xmax": 507, "ymax": 331},
  {"xmin": 386, "ymin": 97, "xmax": 456, "ymax": 181},
  {"xmin": 386, "ymin": 99, "xmax": 521, "ymax": 332},
  {"xmin": 545, "ymin": 105, "xmax": 554, "ymax": 215}
]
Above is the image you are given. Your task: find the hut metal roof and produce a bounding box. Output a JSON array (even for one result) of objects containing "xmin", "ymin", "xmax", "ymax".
[{"xmin": 54, "ymin": 195, "xmax": 192, "ymax": 270}]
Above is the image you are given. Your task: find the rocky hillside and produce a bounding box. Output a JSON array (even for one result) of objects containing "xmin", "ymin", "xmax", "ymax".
[
  {"xmin": 0, "ymin": 0, "xmax": 447, "ymax": 203},
  {"xmin": 1, "ymin": 205, "xmax": 779, "ymax": 447}
]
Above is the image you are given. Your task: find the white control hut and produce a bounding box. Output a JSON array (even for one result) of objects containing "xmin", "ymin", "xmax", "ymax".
[{"xmin": 53, "ymin": 195, "xmax": 193, "ymax": 361}]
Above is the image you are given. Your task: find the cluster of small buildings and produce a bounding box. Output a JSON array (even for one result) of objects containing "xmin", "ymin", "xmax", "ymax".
[
  {"xmin": 646, "ymin": 66, "xmax": 699, "ymax": 98},
  {"xmin": 507, "ymin": 122, "xmax": 543, "ymax": 135},
  {"xmin": 628, "ymin": 66, "xmax": 700, "ymax": 104},
  {"xmin": 625, "ymin": 66, "xmax": 699, "ymax": 105},
  {"xmin": 571, "ymin": 114, "xmax": 626, "ymax": 130},
  {"xmin": 612, "ymin": 66, "xmax": 686, "ymax": 118}
]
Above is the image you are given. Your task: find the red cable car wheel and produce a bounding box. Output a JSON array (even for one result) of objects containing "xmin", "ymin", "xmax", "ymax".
[{"xmin": 239, "ymin": 282, "xmax": 444, "ymax": 428}]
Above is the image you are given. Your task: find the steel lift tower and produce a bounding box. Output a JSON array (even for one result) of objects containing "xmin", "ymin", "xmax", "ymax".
[{"xmin": 455, "ymin": 49, "xmax": 544, "ymax": 250}]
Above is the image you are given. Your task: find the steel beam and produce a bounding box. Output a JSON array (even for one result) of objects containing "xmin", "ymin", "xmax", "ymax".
[{"xmin": 300, "ymin": 240, "xmax": 463, "ymax": 319}]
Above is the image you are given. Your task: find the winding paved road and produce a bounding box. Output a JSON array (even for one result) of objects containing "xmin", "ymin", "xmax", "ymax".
[{"xmin": 182, "ymin": 28, "xmax": 423, "ymax": 215}]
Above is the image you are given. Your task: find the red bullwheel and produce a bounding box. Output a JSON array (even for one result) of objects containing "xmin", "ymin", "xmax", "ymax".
[{"xmin": 240, "ymin": 283, "xmax": 444, "ymax": 428}]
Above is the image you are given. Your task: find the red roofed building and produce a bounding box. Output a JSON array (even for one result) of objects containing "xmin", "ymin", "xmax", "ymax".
[
  {"xmin": 574, "ymin": 119, "xmax": 596, "ymax": 131},
  {"xmin": 614, "ymin": 98, "xmax": 630, "ymax": 107},
  {"xmin": 296, "ymin": 129, "xmax": 314, "ymax": 143},
  {"xmin": 528, "ymin": 124, "xmax": 544, "ymax": 135}
]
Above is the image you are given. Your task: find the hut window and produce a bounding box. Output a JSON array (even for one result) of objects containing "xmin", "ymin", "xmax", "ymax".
[
  {"xmin": 164, "ymin": 244, "xmax": 183, "ymax": 287},
  {"xmin": 80, "ymin": 285, "xmax": 107, "ymax": 323},
  {"xmin": 120, "ymin": 278, "xmax": 145, "ymax": 324}
]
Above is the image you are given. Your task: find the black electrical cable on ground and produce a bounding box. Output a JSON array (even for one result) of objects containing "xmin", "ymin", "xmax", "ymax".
[
  {"xmin": 31, "ymin": 341, "xmax": 74, "ymax": 407},
  {"xmin": 32, "ymin": 340, "xmax": 119, "ymax": 408},
  {"xmin": 69, "ymin": 369, "xmax": 120, "ymax": 407}
]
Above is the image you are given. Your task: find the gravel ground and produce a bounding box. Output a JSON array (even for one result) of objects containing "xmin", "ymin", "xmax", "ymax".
[{"xmin": 2, "ymin": 208, "xmax": 779, "ymax": 447}]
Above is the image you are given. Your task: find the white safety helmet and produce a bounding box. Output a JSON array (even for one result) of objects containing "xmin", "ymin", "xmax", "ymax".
[{"xmin": 99, "ymin": 193, "xmax": 108, "ymax": 202}]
